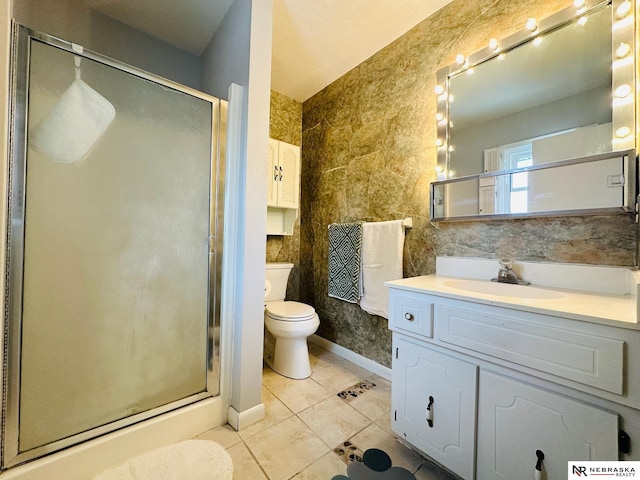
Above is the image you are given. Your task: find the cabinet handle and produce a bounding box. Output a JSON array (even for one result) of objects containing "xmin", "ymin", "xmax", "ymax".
[
  {"xmin": 426, "ymin": 396, "xmax": 434, "ymax": 427},
  {"xmin": 279, "ymin": 165, "xmax": 283, "ymax": 181},
  {"xmin": 404, "ymin": 312, "xmax": 414, "ymax": 321},
  {"xmin": 534, "ymin": 450, "xmax": 544, "ymax": 480},
  {"xmin": 274, "ymin": 165, "xmax": 279, "ymax": 181}
]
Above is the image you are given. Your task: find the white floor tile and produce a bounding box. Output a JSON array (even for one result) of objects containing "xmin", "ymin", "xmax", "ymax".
[
  {"xmin": 244, "ymin": 416, "xmax": 329, "ymax": 480},
  {"xmin": 298, "ymin": 396, "xmax": 371, "ymax": 448}
]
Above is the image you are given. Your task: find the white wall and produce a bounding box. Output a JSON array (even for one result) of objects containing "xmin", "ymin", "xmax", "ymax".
[
  {"xmin": 200, "ymin": 0, "xmax": 271, "ymax": 423},
  {"xmin": 12, "ymin": 0, "xmax": 201, "ymax": 88}
]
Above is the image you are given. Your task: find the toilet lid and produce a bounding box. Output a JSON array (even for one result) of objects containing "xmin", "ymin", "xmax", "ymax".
[{"xmin": 266, "ymin": 301, "xmax": 316, "ymax": 321}]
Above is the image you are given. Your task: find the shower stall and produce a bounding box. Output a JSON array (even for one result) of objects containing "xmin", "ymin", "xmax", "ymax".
[{"xmin": 2, "ymin": 24, "xmax": 225, "ymax": 469}]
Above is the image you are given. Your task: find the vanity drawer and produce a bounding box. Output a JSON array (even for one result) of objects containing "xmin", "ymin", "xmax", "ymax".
[
  {"xmin": 437, "ymin": 304, "xmax": 624, "ymax": 394},
  {"xmin": 389, "ymin": 290, "xmax": 434, "ymax": 338}
]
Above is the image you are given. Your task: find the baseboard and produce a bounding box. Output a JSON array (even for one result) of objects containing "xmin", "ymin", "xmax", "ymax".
[
  {"xmin": 309, "ymin": 335, "xmax": 392, "ymax": 381},
  {"xmin": 227, "ymin": 402, "xmax": 265, "ymax": 431}
]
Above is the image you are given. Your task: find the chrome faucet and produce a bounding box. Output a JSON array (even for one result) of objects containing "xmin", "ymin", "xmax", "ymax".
[{"xmin": 492, "ymin": 258, "xmax": 530, "ymax": 285}]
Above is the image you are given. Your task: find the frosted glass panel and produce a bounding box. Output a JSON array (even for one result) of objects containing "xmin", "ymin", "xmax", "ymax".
[{"xmin": 18, "ymin": 40, "xmax": 213, "ymax": 451}]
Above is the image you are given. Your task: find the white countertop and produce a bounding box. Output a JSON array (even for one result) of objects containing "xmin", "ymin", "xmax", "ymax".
[{"xmin": 385, "ymin": 274, "xmax": 640, "ymax": 329}]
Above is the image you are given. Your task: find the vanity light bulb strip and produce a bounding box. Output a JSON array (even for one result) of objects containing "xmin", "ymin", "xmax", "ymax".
[
  {"xmin": 616, "ymin": 42, "xmax": 631, "ymax": 58},
  {"xmin": 616, "ymin": 126, "xmax": 631, "ymax": 138},
  {"xmin": 616, "ymin": 0, "xmax": 632, "ymax": 19},
  {"xmin": 615, "ymin": 84, "xmax": 632, "ymax": 98},
  {"xmin": 526, "ymin": 18, "xmax": 538, "ymax": 31}
]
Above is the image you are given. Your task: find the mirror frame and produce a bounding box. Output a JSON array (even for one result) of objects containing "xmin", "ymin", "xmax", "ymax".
[{"xmin": 431, "ymin": 0, "xmax": 637, "ymax": 221}]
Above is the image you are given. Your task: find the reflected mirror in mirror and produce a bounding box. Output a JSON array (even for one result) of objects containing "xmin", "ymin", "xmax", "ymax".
[
  {"xmin": 450, "ymin": 6, "xmax": 610, "ymax": 177},
  {"xmin": 431, "ymin": 0, "xmax": 636, "ymax": 222},
  {"xmin": 431, "ymin": 151, "xmax": 634, "ymax": 220}
]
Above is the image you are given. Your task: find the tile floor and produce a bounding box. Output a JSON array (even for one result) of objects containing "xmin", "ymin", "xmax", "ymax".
[{"xmin": 196, "ymin": 342, "xmax": 457, "ymax": 480}]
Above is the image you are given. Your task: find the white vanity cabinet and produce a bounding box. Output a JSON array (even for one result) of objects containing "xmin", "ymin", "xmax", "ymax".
[
  {"xmin": 392, "ymin": 335, "xmax": 477, "ymax": 480},
  {"xmin": 388, "ymin": 286, "xmax": 634, "ymax": 480},
  {"xmin": 477, "ymin": 370, "xmax": 618, "ymax": 479}
]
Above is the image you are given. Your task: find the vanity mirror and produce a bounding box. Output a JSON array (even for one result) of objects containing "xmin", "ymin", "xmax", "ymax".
[{"xmin": 431, "ymin": 0, "xmax": 636, "ymax": 221}]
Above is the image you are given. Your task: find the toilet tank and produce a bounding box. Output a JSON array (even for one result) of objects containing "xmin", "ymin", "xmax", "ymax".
[{"xmin": 265, "ymin": 263, "xmax": 293, "ymax": 302}]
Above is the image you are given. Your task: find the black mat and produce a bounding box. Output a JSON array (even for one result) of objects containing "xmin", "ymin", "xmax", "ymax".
[{"xmin": 331, "ymin": 448, "xmax": 416, "ymax": 480}]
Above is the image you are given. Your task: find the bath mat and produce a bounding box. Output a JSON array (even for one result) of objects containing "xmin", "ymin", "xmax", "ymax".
[
  {"xmin": 331, "ymin": 448, "xmax": 416, "ymax": 480},
  {"xmin": 328, "ymin": 222, "xmax": 362, "ymax": 303},
  {"xmin": 92, "ymin": 439, "xmax": 233, "ymax": 480}
]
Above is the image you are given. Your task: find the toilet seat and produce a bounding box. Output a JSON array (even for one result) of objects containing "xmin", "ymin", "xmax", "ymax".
[{"xmin": 265, "ymin": 301, "xmax": 316, "ymax": 322}]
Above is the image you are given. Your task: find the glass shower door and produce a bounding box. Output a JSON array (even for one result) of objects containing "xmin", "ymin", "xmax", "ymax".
[{"xmin": 4, "ymin": 25, "xmax": 223, "ymax": 467}]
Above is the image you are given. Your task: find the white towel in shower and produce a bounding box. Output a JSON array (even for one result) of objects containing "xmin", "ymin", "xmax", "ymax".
[
  {"xmin": 359, "ymin": 220, "xmax": 404, "ymax": 319},
  {"xmin": 30, "ymin": 78, "xmax": 115, "ymax": 164}
]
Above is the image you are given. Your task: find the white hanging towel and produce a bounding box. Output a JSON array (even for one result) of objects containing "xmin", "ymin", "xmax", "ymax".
[{"xmin": 359, "ymin": 220, "xmax": 404, "ymax": 318}]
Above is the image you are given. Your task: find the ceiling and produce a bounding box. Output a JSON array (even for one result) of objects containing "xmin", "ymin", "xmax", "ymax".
[{"xmin": 80, "ymin": 0, "xmax": 453, "ymax": 102}]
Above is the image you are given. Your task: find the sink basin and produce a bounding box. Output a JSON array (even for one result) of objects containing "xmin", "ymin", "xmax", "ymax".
[{"xmin": 443, "ymin": 279, "xmax": 565, "ymax": 299}]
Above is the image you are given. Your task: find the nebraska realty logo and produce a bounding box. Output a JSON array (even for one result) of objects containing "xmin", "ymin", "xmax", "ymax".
[{"xmin": 569, "ymin": 462, "xmax": 640, "ymax": 478}]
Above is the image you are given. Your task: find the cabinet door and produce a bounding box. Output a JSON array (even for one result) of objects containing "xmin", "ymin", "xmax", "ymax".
[
  {"xmin": 392, "ymin": 335, "xmax": 477, "ymax": 480},
  {"xmin": 266, "ymin": 138, "xmax": 279, "ymax": 207},
  {"xmin": 276, "ymin": 141, "xmax": 300, "ymax": 209},
  {"xmin": 477, "ymin": 370, "xmax": 618, "ymax": 480}
]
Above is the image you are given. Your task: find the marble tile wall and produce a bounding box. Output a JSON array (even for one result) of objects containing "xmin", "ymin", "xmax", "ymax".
[
  {"xmin": 267, "ymin": 90, "xmax": 303, "ymax": 300},
  {"xmin": 300, "ymin": 0, "xmax": 638, "ymax": 367}
]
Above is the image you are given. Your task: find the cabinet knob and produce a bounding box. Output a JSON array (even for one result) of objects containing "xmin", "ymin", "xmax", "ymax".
[
  {"xmin": 426, "ymin": 396, "xmax": 434, "ymax": 427},
  {"xmin": 404, "ymin": 312, "xmax": 414, "ymax": 321},
  {"xmin": 534, "ymin": 450, "xmax": 544, "ymax": 480}
]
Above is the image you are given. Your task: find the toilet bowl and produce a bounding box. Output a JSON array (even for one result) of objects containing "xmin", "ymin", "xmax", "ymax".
[{"xmin": 264, "ymin": 263, "xmax": 319, "ymax": 379}]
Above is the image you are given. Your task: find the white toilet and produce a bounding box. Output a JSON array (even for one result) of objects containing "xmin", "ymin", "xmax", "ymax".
[{"xmin": 264, "ymin": 263, "xmax": 319, "ymax": 379}]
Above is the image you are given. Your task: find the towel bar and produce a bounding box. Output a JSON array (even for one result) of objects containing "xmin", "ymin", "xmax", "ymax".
[{"xmin": 327, "ymin": 218, "xmax": 412, "ymax": 228}]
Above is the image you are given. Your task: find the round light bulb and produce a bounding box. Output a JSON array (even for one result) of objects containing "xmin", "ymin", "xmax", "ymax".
[
  {"xmin": 489, "ymin": 38, "xmax": 499, "ymax": 51},
  {"xmin": 526, "ymin": 18, "xmax": 538, "ymax": 31},
  {"xmin": 455, "ymin": 53, "xmax": 466, "ymax": 65},
  {"xmin": 616, "ymin": 42, "xmax": 631, "ymax": 59},
  {"xmin": 615, "ymin": 84, "xmax": 632, "ymax": 98},
  {"xmin": 616, "ymin": 126, "xmax": 631, "ymax": 138},
  {"xmin": 616, "ymin": 0, "xmax": 632, "ymax": 18},
  {"xmin": 435, "ymin": 138, "xmax": 444, "ymax": 147},
  {"xmin": 434, "ymin": 85, "xmax": 445, "ymax": 95},
  {"xmin": 435, "ymin": 112, "xmax": 445, "ymax": 121},
  {"xmin": 435, "ymin": 165, "xmax": 443, "ymax": 173},
  {"xmin": 574, "ymin": 0, "xmax": 586, "ymax": 9}
]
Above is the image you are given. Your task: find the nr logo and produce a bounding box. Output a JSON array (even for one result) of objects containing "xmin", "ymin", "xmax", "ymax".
[{"xmin": 572, "ymin": 465, "xmax": 588, "ymax": 476}]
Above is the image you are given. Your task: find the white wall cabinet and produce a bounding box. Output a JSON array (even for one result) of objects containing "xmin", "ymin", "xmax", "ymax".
[
  {"xmin": 267, "ymin": 139, "xmax": 300, "ymax": 235},
  {"xmin": 388, "ymin": 288, "xmax": 636, "ymax": 479}
]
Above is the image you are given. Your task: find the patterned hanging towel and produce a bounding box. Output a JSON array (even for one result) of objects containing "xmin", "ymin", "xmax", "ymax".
[{"xmin": 328, "ymin": 222, "xmax": 363, "ymax": 303}]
